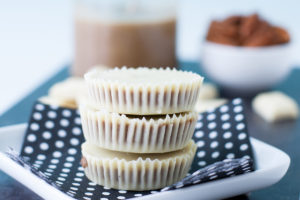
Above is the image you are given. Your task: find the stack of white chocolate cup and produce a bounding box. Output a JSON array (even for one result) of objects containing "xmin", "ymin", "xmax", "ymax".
[{"xmin": 80, "ymin": 67, "xmax": 203, "ymax": 191}]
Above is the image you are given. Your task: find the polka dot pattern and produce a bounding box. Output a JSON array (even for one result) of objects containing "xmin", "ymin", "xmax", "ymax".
[
  {"xmin": 19, "ymin": 102, "xmax": 153, "ymax": 199},
  {"xmin": 162, "ymin": 157, "xmax": 253, "ymax": 192},
  {"xmin": 192, "ymin": 98, "xmax": 254, "ymax": 169},
  {"xmin": 17, "ymin": 99, "xmax": 253, "ymax": 200}
]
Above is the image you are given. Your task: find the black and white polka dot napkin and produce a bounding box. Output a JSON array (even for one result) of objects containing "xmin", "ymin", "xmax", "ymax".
[{"xmin": 6, "ymin": 98, "xmax": 254, "ymax": 200}]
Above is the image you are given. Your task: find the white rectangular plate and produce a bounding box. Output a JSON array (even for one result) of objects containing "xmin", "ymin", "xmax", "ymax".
[{"xmin": 0, "ymin": 124, "xmax": 290, "ymax": 200}]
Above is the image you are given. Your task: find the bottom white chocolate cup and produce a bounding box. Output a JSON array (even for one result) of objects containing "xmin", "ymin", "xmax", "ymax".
[
  {"xmin": 39, "ymin": 96, "xmax": 77, "ymax": 109},
  {"xmin": 81, "ymin": 140, "xmax": 197, "ymax": 191},
  {"xmin": 80, "ymin": 103, "xmax": 198, "ymax": 153}
]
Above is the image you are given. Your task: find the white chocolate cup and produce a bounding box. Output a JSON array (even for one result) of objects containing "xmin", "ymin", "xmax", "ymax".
[
  {"xmin": 80, "ymin": 103, "xmax": 198, "ymax": 153},
  {"xmin": 84, "ymin": 67, "xmax": 203, "ymax": 115},
  {"xmin": 81, "ymin": 140, "xmax": 197, "ymax": 191}
]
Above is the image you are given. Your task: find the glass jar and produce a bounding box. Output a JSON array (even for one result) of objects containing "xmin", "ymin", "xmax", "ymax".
[{"xmin": 73, "ymin": 0, "xmax": 177, "ymax": 76}]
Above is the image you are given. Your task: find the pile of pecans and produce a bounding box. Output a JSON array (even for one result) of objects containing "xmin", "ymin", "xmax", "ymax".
[{"xmin": 206, "ymin": 14, "xmax": 290, "ymax": 47}]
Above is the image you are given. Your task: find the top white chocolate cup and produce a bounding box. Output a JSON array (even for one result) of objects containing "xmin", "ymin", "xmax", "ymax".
[{"xmin": 84, "ymin": 67, "xmax": 203, "ymax": 115}]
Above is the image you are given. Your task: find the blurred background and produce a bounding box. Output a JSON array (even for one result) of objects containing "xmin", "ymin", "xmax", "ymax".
[{"xmin": 0, "ymin": 0, "xmax": 299, "ymax": 114}]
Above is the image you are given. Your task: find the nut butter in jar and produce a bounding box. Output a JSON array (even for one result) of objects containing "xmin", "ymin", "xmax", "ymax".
[{"xmin": 73, "ymin": 0, "xmax": 177, "ymax": 76}]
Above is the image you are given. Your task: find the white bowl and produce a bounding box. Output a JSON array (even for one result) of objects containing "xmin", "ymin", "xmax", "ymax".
[{"xmin": 201, "ymin": 41, "xmax": 292, "ymax": 94}]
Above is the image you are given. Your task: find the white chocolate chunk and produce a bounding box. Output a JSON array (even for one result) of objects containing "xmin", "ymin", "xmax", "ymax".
[
  {"xmin": 39, "ymin": 96, "xmax": 77, "ymax": 109},
  {"xmin": 252, "ymin": 91, "xmax": 299, "ymax": 122},
  {"xmin": 198, "ymin": 83, "xmax": 219, "ymax": 100},
  {"xmin": 48, "ymin": 77, "xmax": 87, "ymax": 108},
  {"xmin": 49, "ymin": 77, "xmax": 86, "ymax": 100},
  {"xmin": 195, "ymin": 99, "xmax": 227, "ymax": 113}
]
